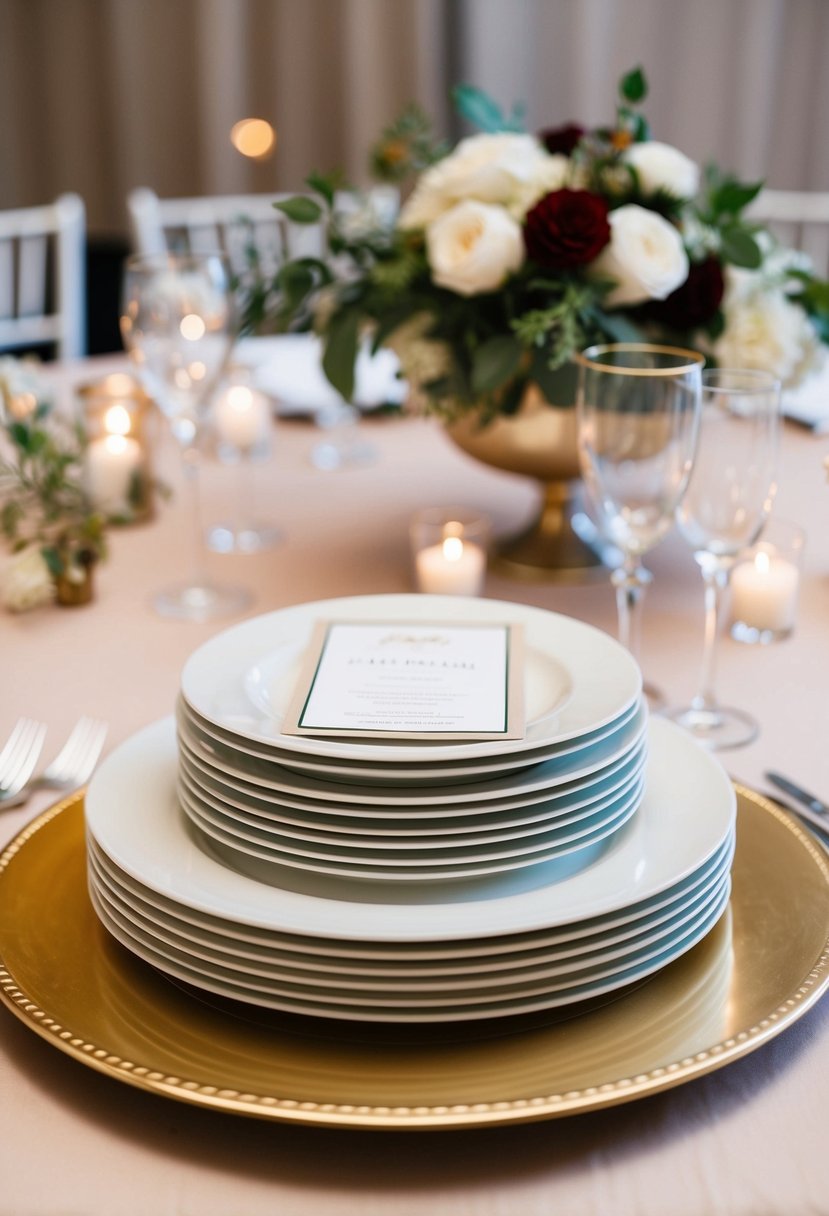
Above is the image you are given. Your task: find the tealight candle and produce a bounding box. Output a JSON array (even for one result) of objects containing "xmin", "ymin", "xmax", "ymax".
[
  {"xmin": 85, "ymin": 432, "xmax": 143, "ymax": 515},
  {"xmin": 77, "ymin": 374, "xmax": 156, "ymax": 523},
  {"xmin": 213, "ymin": 384, "xmax": 271, "ymax": 451},
  {"xmin": 410, "ymin": 508, "xmax": 490, "ymax": 597},
  {"xmin": 730, "ymin": 519, "xmax": 805, "ymax": 643},
  {"xmin": 415, "ymin": 534, "xmax": 486, "ymax": 596}
]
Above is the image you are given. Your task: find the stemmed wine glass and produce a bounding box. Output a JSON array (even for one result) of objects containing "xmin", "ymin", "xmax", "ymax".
[
  {"xmin": 576, "ymin": 344, "xmax": 704, "ymax": 699},
  {"xmin": 120, "ymin": 253, "xmax": 252, "ymax": 621},
  {"xmin": 664, "ymin": 368, "xmax": 780, "ymax": 748}
]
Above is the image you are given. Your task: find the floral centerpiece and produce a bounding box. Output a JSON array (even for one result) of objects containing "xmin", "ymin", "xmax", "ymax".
[
  {"xmin": 0, "ymin": 359, "xmax": 107, "ymax": 610},
  {"xmin": 241, "ymin": 67, "xmax": 829, "ymax": 423}
]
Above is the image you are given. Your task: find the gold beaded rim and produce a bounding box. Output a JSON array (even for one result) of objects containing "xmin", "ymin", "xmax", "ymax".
[{"xmin": 0, "ymin": 785, "xmax": 827, "ymax": 1129}]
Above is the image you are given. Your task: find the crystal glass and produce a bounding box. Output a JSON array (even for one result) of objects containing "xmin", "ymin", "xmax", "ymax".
[
  {"xmin": 120, "ymin": 253, "xmax": 251, "ymax": 620},
  {"xmin": 576, "ymin": 344, "xmax": 704, "ymax": 699},
  {"xmin": 664, "ymin": 368, "xmax": 781, "ymax": 748}
]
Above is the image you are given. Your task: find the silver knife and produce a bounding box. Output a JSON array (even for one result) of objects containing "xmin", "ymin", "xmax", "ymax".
[{"xmin": 764, "ymin": 771, "xmax": 829, "ymax": 817}]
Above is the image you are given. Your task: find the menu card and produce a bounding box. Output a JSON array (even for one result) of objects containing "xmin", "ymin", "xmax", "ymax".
[{"xmin": 282, "ymin": 620, "xmax": 525, "ymax": 740}]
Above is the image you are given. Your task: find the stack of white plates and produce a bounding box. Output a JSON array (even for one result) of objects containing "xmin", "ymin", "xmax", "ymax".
[
  {"xmin": 85, "ymin": 715, "xmax": 736, "ymax": 1024},
  {"xmin": 175, "ymin": 595, "xmax": 648, "ymax": 881}
]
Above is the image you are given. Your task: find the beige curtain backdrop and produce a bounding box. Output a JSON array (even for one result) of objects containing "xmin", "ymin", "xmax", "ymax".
[{"xmin": 0, "ymin": 0, "xmax": 826, "ymax": 239}]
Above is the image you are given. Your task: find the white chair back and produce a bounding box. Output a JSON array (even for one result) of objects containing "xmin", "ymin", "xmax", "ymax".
[
  {"xmin": 0, "ymin": 194, "xmax": 86, "ymax": 360},
  {"xmin": 127, "ymin": 188, "xmax": 326, "ymax": 277},
  {"xmin": 747, "ymin": 189, "xmax": 829, "ymax": 275}
]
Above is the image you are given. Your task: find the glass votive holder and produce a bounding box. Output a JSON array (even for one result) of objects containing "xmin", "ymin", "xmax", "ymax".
[
  {"xmin": 730, "ymin": 517, "xmax": 806, "ymax": 644},
  {"xmin": 207, "ymin": 378, "xmax": 282, "ymax": 554},
  {"xmin": 77, "ymin": 373, "xmax": 156, "ymax": 524},
  {"xmin": 410, "ymin": 508, "xmax": 490, "ymax": 596}
]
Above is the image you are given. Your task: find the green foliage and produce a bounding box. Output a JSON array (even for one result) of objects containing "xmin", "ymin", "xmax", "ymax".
[
  {"xmin": 0, "ymin": 399, "xmax": 108, "ymax": 576},
  {"xmin": 370, "ymin": 105, "xmax": 448, "ymax": 182},
  {"xmin": 620, "ymin": 66, "xmax": 647, "ymax": 103},
  {"xmin": 273, "ymin": 196, "xmax": 324, "ymax": 225},
  {"xmin": 452, "ymin": 85, "xmax": 526, "ymax": 133}
]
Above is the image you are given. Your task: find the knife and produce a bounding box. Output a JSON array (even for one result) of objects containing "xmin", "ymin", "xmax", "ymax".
[{"xmin": 764, "ymin": 771, "xmax": 829, "ymax": 817}]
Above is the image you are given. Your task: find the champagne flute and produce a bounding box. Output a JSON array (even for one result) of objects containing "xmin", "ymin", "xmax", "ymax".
[
  {"xmin": 576, "ymin": 344, "xmax": 704, "ymax": 699},
  {"xmin": 664, "ymin": 368, "xmax": 780, "ymax": 748},
  {"xmin": 120, "ymin": 252, "xmax": 251, "ymax": 621}
]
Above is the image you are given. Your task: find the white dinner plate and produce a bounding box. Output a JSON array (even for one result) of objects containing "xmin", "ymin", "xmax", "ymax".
[
  {"xmin": 88, "ymin": 842, "xmax": 731, "ymax": 979},
  {"xmin": 89, "ymin": 853, "xmax": 728, "ymax": 993},
  {"xmin": 175, "ymin": 750, "xmax": 646, "ymax": 845},
  {"xmin": 178, "ymin": 784, "xmax": 641, "ymax": 882},
  {"xmin": 87, "ymin": 827, "xmax": 734, "ymax": 962},
  {"xmin": 87, "ymin": 882, "xmax": 730, "ymax": 1022},
  {"xmin": 175, "ymin": 704, "xmax": 648, "ymax": 809},
  {"xmin": 177, "ymin": 695, "xmax": 643, "ymax": 785},
  {"xmin": 85, "ymin": 716, "xmax": 735, "ymax": 943},
  {"xmin": 179, "ymin": 595, "xmax": 642, "ymax": 763}
]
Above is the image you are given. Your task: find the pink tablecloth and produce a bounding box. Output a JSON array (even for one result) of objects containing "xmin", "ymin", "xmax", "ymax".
[{"xmin": 0, "ymin": 355, "xmax": 827, "ymax": 1216}]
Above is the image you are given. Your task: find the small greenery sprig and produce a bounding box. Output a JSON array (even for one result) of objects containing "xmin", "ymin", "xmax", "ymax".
[{"xmin": 0, "ymin": 398, "xmax": 107, "ymax": 582}]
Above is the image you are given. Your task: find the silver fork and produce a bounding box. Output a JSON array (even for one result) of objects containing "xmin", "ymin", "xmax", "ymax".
[
  {"xmin": 0, "ymin": 717, "xmax": 107, "ymax": 808},
  {"xmin": 0, "ymin": 719, "xmax": 47, "ymax": 799}
]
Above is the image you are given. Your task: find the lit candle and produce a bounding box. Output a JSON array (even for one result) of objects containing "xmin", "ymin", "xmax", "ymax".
[
  {"xmin": 213, "ymin": 384, "xmax": 271, "ymax": 450},
  {"xmin": 85, "ymin": 433, "xmax": 143, "ymax": 515},
  {"xmin": 415, "ymin": 534, "xmax": 486, "ymax": 596},
  {"xmin": 730, "ymin": 549, "xmax": 800, "ymax": 634}
]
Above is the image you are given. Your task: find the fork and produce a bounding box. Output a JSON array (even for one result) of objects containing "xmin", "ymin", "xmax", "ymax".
[
  {"xmin": 0, "ymin": 717, "xmax": 107, "ymax": 808},
  {"xmin": 0, "ymin": 719, "xmax": 47, "ymax": 799}
]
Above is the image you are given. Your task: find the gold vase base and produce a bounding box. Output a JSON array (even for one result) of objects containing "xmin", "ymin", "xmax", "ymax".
[{"xmin": 490, "ymin": 482, "xmax": 611, "ymax": 585}]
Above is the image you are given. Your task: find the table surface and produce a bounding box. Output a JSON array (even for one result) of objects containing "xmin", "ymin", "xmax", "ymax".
[{"xmin": 1, "ymin": 355, "xmax": 828, "ymax": 1216}]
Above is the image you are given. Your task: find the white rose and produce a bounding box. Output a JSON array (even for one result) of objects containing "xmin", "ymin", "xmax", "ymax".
[
  {"xmin": 714, "ymin": 271, "xmax": 824, "ymax": 387},
  {"xmin": 425, "ymin": 200, "xmax": 524, "ymax": 296},
  {"xmin": 590, "ymin": 204, "xmax": 689, "ymax": 307},
  {"xmin": 1, "ymin": 546, "xmax": 55, "ymax": 613},
  {"xmin": 399, "ymin": 134, "xmax": 565, "ymax": 229},
  {"xmin": 624, "ymin": 141, "xmax": 700, "ymax": 200}
]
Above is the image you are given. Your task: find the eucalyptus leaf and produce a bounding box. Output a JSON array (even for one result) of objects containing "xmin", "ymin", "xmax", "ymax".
[
  {"xmin": 620, "ymin": 67, "xmax": 647, "ymax": 103},
  {"xmin": 274, "ymin": 196, "xmax": 324, "ymax": 225},
  {"xmin": 530, "ymin": 355, "xmax": 579, "ymax": 407},
  {"xmin": 471, "ymin": 335, "xmax": 523, "ymax": 395},
  {"xmin": 591, "ymin": 308, "xmax": 646, "ymax": 344},
  {"xmin": 452, "ymin": 84, "xmax": 524, "ymax": 133},
  {"xmin": 322, "ymin": 309, "xmax": 360, "ymax": 401},
  {"xmin": 720, "ymin": 226, "xmax": 762, "ymax": 269}
]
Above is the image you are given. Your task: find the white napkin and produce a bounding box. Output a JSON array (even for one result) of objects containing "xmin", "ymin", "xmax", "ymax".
[
  {"xmin": 783, "ymin": 365, "xmax": 829, "ymax": 433},
  {"xmin": 233, "ymin": 334, "xmax": 408, "ymax": 415}
]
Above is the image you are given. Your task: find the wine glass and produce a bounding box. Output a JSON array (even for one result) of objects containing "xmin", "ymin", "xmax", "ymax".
[
  {"xmin": 120, "ymin": 253, "xmax": 252, "ymax": 621},
  {"xmin": 664, "ymin": 368, "xmax": 780, "ymax": 748},
  {"xmin": 576, "ymin": 343, "xmax": 704, "ymax": 700}
]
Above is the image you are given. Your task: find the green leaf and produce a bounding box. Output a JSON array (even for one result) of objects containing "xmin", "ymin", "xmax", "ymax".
[
  {"xmin": 305, "ymin": 171, "xmax": 338, "ymax": 208},
  {"xmin": 620, "ymin": 67, "xmax": 647, "ymax": 103},
  {"xmin": 274, "ymin": 196, "xmax": 324, "ymax": 225},
  {"xmin": 591, "ymin": 308, "xmax": 646, "ymax": 344},
  {"xmin": 452, "ymin": 85, "xmax": 524, "ymax": 133},
  {"xmin": 470, "ymin": 335, "xmax": 524, "ymax": 395},
  {"xmin": 9, "ymin": 421, "xmax": 30, "ymax": 451},
  {"xmin": 529, "ymin": 355, "xmax": 579, "ymax": 407},
  {"xmin": 40, "ymin": 546, "xmax": 63, "ymax": 577},
  {"xmin": 711, "ymin": 177, "xmax": 764, "ymax": 217},
  {"xmin": 720, "ymin": 226, "xmax": 762, "ymax": 269},
  {"xmin": 322, "ymin": 309, "xmax": 360, "ymax": 401}
]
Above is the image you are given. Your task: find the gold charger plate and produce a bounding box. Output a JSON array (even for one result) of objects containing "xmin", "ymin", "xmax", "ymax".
[{"xmin": 0, "ymin": 786, "xmax": 827, "ymax": 1130}]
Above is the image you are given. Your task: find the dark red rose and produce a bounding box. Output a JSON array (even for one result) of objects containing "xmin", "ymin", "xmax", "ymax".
[
  {"xmin": 524, "ymin": 189, "xmax": 611, "ymax": 271},
  {"xmin": 645, "ymin": 255, "xmax": 725, "ymax": 330},
  {"xmin": 539, "ymin": 123, "xmax": 585, "ymax": 156}
]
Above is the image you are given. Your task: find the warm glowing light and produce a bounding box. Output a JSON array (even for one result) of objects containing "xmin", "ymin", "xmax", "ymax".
[
  {"xmin": 755, "ymin": 549, "xmax": 770, "ymax": 575},
  {"xmin": 442, "ymin": 536, "xmax": 464, "ymax": 562},
  {"xmin": 180, "ymin": 314, "xmax": 206, "ymax": 341},
  {"xmin": 230, "ymin": 118, "xmax": 276, "ymax": 159},
  {"xmin": 188, "ymin": 361, "xmax": 206, "ymax": 381},
  {"xmin": 104, "ymin": 434, "xmax": 129, "ymax": 456},
  {"xmin": 174, "ymin": 368, "xmax": 192, "ymax": 390},
  {"xmin": 227, "ymin": 385, "xmax": 254, "ymax": 411},
  {"xmin": 104, "ymin": 404, "xmax": 131, "ymax": 436}
]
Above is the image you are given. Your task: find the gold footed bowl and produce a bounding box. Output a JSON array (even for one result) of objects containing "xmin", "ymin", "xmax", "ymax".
[{"xmin": 445, "ymin": 386, "xmax": 606, "ymax": 583}]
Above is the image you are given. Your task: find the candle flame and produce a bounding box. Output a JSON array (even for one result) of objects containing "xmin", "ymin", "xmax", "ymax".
[
  {"xmin": 104, "ymin": 404, "xmax": 131, "ymax": 436},
  {"xmin": 442, "ymin": 536, "xmax": 464, "ymax": 562},
  {"xmin": 104, "ymin": 434, "xmax": 129, "ymax": 455},
  {"xmin": 755, "ymin": 549, "xmax": 771, "ymax": 575},
  {"xmin": 226, "ymin": 385, "xmax": 254, "ymax": 412},
  {"xmin": 180, "ymin": 314, "xmax": 206, "ymax": 341}
]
